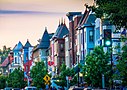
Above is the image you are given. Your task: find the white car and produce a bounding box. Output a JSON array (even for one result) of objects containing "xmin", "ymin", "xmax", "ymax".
[{"xmin": 24, "ymin": 86, "xmax": 37, "ymax": 90}]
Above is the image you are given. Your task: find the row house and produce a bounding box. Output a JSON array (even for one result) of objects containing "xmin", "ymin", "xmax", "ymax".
[
  {"xmin": 66, "ymin": 12, "xmax": 82, "ymax": 68},
  {"xmin": 75, "ymin": 8, "xmax": 125, "ymax": 68},
  {"xmin": 77, "ymin": 10, "xmax": 96, "ymax": 61},
  {"xmin": 66, "ymin": 10, "xmax": 96, "ymax": 68},
  {"xmin": 23, "ymin": 40, "xmax": 33, "ymax": 80},
  {"xmin": 64, "ymin": 34, "xmax": 71, "ymax": 68},
  {"xmin": 32, "ymin": 27, "xmax": 53, "ymax": 69},
  {"xmin": 10, "ymin": 41, "xmax": 23, "ymax": 72},
  {"xmin": 0, "ymin": 51, "xmax": 13, "ymax": 75},
  {"xmin": 48, "ymin": 21, "xmax": 69, "ymax": 76},
  {"xmin": 0, "ymin": 40, "xmax": 34, "ymax": 77},
  {"xmin": 66, "ymin": 7, "xmax": 123, "ymax": 69}
]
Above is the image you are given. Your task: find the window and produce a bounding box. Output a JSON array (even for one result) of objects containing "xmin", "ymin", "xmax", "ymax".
[
  {"xmin": 60, "ymin": 43, "xmax": 64, "ymax": 51},
  {"xmin": 89, "ymin": 30, "xmax": 94, "ymax": 42},
  {"xmin": 15, "ymin": 57, "xmax": 17, "ymax": 64},
  {"xmin": 26, "ymin": 65, "xmax": 28, "ymax": 72},
  {"xmin": 26, "ymin": 52, "xmax": 28, "ymax": 60},
  {"xmin": 89, "ymin": 48, "xmax": 93, "ymax": 53}
]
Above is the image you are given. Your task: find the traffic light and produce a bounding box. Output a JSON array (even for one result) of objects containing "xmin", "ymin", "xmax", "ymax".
[{"xmin": 104, "ymin": 29, "xmax": 112, "ymax": 47}]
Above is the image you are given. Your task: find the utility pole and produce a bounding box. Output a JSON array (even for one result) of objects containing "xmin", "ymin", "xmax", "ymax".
[
  {"xmin": 104, "ymin": 29, "xmax": 113, "ymax": 88},
  {"xmin": 77, "ymin": 55, "xmax": 80, "ymax": 87}
]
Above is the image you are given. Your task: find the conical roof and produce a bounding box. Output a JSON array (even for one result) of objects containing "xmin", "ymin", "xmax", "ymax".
[
  {"xmin": 37, "ymin": 27, "xmax": 50, "ymax": 49},
  {"xmin": 24, "ymin": 39, "xmax": 32, "ymax": 49},
  {"xmin": 13, "ymin": 41, "xmax": 23, "ymax": 51},
  {"xmin": 52, "ymin": 23, "xmax": 69, "ymax": 38}
]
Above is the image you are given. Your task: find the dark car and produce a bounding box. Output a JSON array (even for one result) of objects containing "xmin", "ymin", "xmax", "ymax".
[
  {"xmin": 72, "ymin": 87, "xmax": 84, "ymax": 90},
  {"xmin": 13, "ymin": 88, "xmax": 20, "ymax": 90}
]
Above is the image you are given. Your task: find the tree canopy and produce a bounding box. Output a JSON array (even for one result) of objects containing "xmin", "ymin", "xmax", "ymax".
[
  {"xmin": 0, "ymin": 75, "xmax": 7, "ymax": 89},
  {"xmin": 92, "ymin": 0, "xmax": 127, "ymax": 28},
  {"xmin": 7, "ymin": 68, "xmax": 26, "ymax": 88},
  {"xmin": 30, "ymin": 61, "xmax": 48, "ymax": 89},
  {"xmin": 114, "ymin": 43, "xmax": 127, "ymax": 86},
  {"xmin": 0, "ymin": 46, "xmax": 11, "ymax": 63},
  {"xmin": 83, "ymin": 46, "xmax": 111, "ymax": 88},
  {"xmin": 55, "ymin": 64, "xmax": 77, "ymax": 88}
]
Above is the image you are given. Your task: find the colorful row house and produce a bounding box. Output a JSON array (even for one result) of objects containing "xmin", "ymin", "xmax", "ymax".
[
  {"xmin": 48, "ymin": 21, "xmax": 69, "ymax": 76},
  {"xmin": 0, "ymin": 40, "xmax": 34, "ymax": 78},
  {"xmin": 32, "ymin": 27, "xmax": 54, "ymax": 69}
]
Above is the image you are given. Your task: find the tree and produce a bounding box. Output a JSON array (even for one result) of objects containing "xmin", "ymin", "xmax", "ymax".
[
  {"xmin": 30, "ymin": 61, "xmax": 48, "ymax": 89},
  {"xmin": 114, "ymin": 40, "xmax": 127, "ymax": 86},
  {"xmin": 83, "ymin": 46, "xmax": 111, "ymax": 88},
  {"xmin": 92, "ymin": 0, "xmax": 127, "ymax": 29},
  {"xmin": 55, "ymin": 64, "xmax": 77, "ymax": 88},
  {"xmin": 0, "ymin": 75, "xmax": 7, "ymax": 89},
  {"xmin": 0, "ymin": 46, "xmax": 11, "ymax": 63},
  {"xmin": 7, "ymin": 68, "xmax": 26, "ymax": 88}
]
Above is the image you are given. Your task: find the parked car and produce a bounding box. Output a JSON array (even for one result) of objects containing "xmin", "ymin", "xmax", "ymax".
[
  {"xmin": 25, "ymin": 86, "xmax": 37, "ymax": 90},
  {"xmin": 72, "ymin": 87, "xmax": 84, "ymax": 90},
  {"xmin": 13, "ymin": 88, "xmax": 20, "ymax": 90}
]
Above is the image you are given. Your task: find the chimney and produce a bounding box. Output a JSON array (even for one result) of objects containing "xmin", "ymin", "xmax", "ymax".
[
  {"xmin": 74, "ymin": 15, "xmax": 82, "ymax": 28},
  {"xmin": 66, "ymin": 12, "xmax": 81, "ymax": 66},
  {"xmin": 66, "ymin": 12, "xmax": 82, "ymax": 21}
]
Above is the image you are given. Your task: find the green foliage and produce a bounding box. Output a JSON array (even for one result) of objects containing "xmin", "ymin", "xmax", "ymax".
[
  {"xmin": 0, "ymin": 46, "xmax": 11, "ymax": 63},
  {"xmin": 0, "ymin": 75, "xmax": 7, "ymax": 89},
  {"xmin": 7, "ymin": 68, "xmax": 26, "ymax": 88},
  {"xmin": 0, "ymin": 46, "xmax": 11, "ymax": 57},
  {"xmin": 114, "ymin": 43, "xmax": 127, "ymax": 86},
  {"xmin": 55, "ymin": 64, "xmax": 76, "ymax": 88},
  {"xmin": 30, "ymin": 61, "xmax": 48, "ymax": 89},
  {"xmin": 93, "ymin": 0, "xmax": 127, "ymax": 28},
  {"xmin": 83, "ymin": 46, "xmax": 111, "ymax": 88}
]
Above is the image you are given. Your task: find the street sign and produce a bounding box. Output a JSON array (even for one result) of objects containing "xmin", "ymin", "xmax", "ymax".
[
  {"xmin": 45, "ymin": 82, "xmax": 50, "ymax": 85},
  {"xmin": 66, "ymin": 76, "xmax": 72, "ymax": 80},
  {"xmin": 43, "ymin": 75, "xmax": 51, "ymax": 82}
]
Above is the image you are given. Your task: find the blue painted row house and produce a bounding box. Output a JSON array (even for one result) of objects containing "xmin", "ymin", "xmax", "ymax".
[
  {"xmin": 66, "ymin": 9, "xmax": 97, "ymax": 68},
  {"xmin": 32, "ymin": 27, "xmax": 54, "ymax": 69},
  {"xmin": 10, "ymin": 41, "xmax": 23, "ymax": 72},
  {"xmin": 77, "ymin": 10, "xmax": 96, "ymax": 62},
  {"xmin": 23, "ymin": 40, "xmax": 33, "ymax": 80}
]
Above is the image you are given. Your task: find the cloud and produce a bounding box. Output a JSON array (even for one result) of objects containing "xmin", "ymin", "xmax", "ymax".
[{"xmin": 0, "ymin": 10, "xmax": 65, "ymax": 16}]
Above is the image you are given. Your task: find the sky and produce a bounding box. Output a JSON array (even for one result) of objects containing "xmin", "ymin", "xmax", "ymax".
[{"xmin": 0, "ymin": 0, "xmax": 93, "ymax": 49}]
